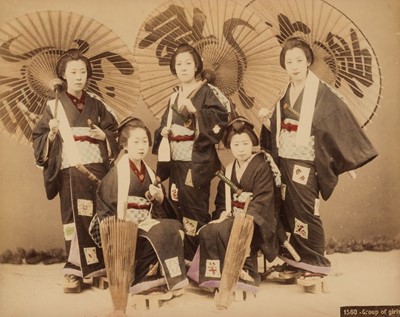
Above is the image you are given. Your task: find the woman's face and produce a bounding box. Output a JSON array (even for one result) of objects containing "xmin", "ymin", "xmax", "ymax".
[
  {"xmin": 126, "ymin": 128, "xmax": 149, "ymax": 165},
  {"xmin": 284, "ymin": 47, "xmax": 310, "ymax": 85},
  {"xmin": 63, "ymin": 59, "xmax": 88, "ymax": 94},
  {"xmin": 175, "ymin": 52, "xmax": 196, "ymax": 84},
  {"xmin": 230, "ymin": 133, "xmax": 253, "ymax": 165}
]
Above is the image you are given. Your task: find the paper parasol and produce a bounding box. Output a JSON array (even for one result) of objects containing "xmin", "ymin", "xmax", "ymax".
[
  {"xmin": 134, "ymin": 0, "xmax": 287, "ymax": 131},
  {"xmin": 243, "ymin": 0, "xmax": 382, "ymax": 128},
  {"xmin": 0, "ymin": 10, "xmax": 140, "ymax": 145}
]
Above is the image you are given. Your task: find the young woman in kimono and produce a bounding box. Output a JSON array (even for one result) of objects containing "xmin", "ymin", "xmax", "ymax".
[
  {"xmin": 187, "ymin": 116, "xmax": 281, "ymax": 293},
  {"xmin": 97, "ymin": 117, "xmax": 188, "ymax": 295},
  {"xmin": 259, "ymin": 37, "xmax": 378, "ymax": 279},
  {"xmin": 32, "ymin": 49, "xmax": 119, "ymax": 293},
  {"xmin": 152, "ymin": 43, "xmax": 229, "ymax": 261}
]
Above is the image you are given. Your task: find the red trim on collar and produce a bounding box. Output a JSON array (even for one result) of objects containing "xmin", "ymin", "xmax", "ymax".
[
  {"xmin": 129, "ymin": 159, "xmax": 145, "ymax": 182},
  {"xmin": 66, "ymin": 91, "xmax": 85, "ymax": 112}
]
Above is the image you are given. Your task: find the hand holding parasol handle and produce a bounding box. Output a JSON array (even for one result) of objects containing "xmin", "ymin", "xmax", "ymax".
[{"xmin": 51, "ymin": 78, "xmax": 63, "ymax": 119}]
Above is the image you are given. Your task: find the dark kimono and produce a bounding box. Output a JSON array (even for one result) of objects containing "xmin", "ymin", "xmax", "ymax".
[
  {"xmin": 153, "ymin": 84, "xmax": 229, "ymax": 260},
  {"xmin": 187, "ymin": 152, "xmax": 280, "ymax": 293},
  {"xmin": 32, "ymin": 91, "xmax": 119, "ymax": 278},
  {"xmin": 260, "ymin": 71, "xmax": 378, "ymax": 274},
  {"xmin": 96, "ymin": 154, "xmax": 188, "ymax": 294}
]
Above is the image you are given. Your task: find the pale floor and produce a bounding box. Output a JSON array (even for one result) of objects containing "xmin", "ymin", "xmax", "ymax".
[{"xmin": 0, "ymin": 251, "xmax": 399, "ymax": 317}]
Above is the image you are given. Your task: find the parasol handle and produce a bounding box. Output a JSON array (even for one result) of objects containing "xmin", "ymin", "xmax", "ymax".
[
  {"xmin": 187, "ymin": 69, "xmax": 216, "ymax": 100},
  {"xmin": 215, "ymin": 170, "xmax": 243, "ymax": 196},
  {"xmin": 187, "ymin": 78, "xmax": 208, "ymax": 100},
  {"xmin": 53, "ymin": 83, "xmax": 62, "ymax": 119},
  {"xmin": 16, "ymin": 102, "xmax": 39, "ymax": 123},
  {"xmin": 54, "ymin": 91, "xmax": 59, "ymax": 119}
]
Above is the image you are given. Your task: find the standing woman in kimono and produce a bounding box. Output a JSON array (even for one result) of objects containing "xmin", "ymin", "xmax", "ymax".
[
  {"xmin": 259, "ymin": 37, "xmax": 378, "ymax": 278},
  {"xmin": 97, "ymin": 117, "xmax": 188, "ymax": 295},
  {"xmin": 152, "ymin": 43, "xmax": 229, "ymax": 261},
  {"xmin": 187, "ymin": 116, "xmax": 281, "ymax": 293},
  {"xmin": 32, "ymin": 49, "xmax": 119, "ymax": 293}
]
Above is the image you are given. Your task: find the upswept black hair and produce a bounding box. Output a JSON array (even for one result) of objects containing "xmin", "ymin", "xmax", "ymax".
[
  {"xmin": 279, "ymin": 37, "xmax": 314, "ymax": 69},
  {"xmin": 222, "ymin": 116, "xmax": 259, "ymax": 149},
  {"xmin": 169, "ymin": 43, "xmax": 203, "ymax": 77},
  {"xmin": 56, "ymin": 48, "xmax": 93, "ymax": 79},
  {"xmin": 118, "ymin": 116, "xmax": 152, "ymax": 149}
]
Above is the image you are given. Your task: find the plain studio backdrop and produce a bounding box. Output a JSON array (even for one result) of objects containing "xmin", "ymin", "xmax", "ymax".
[{"xmin": 0, "ymin": 0, "xmax": 399, "ymax": 255}]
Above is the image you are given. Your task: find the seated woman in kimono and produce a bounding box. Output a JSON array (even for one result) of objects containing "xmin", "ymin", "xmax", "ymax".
[
  {"xmin": 187, "ymin": 116, "xmax": 281, "ymax": 294},
  {"xmin": 96, "ymin": 117, "xmax": 188, "ymax": 295}
]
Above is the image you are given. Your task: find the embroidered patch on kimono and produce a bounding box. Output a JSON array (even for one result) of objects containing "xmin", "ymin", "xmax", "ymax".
[
  {"xmin": 77, "ymin": 199, "xmax": 93, "ymax": 216},
  {"xmin": 292, "ymin": 164, "xmax": 310, "ymax": 185},
  {"xmin": 138, "ymin": 218, "xmax": 160, "ymax": 232},
  {"xmin": 294, "ymin": 218, "xmax": 308, "ymax": 239},
  {"xmin": 182, "ymin": 217, "xmax": 197, "ymax": 237},
  {"xmin": 184, "ymin": 169, "xmax": 194, "ymax": 187},
  {"xmin": 205, "ymin": 259, "xmax": 221, "ymax": 278},
  {"xmin": 84, "ymin": 247, "xmax": 99, "ymax": 265},
  {"xmin": 212, "ymin": 124, "xmax": 221, "ymax": 134},
  {"xmin": 171, "ymin": 183, "xmax": 178, "ymax": 201},
  {"xmin": 63, "ymin": 223, "xmax": 75, "ymax": 241},
  {"xmin": 281, "ymin": 183, "xmax": 287, "ymax": 201},
  {"xmin": 165, "ymin": 256, "xmax": 182, "ymax": 278},
  {"xmin": 314, "ymin": 198, "xmax": 321, "ymax": 216}
]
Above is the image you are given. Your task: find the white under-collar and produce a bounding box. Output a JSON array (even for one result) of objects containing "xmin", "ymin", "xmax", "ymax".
[
  {"xmin": 234, "ymin": 153, "xmax": 257, "ymax": 183},
  {"xmin": 276, "ymin": 70, "xmax": 319, "ymax": 147}
]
